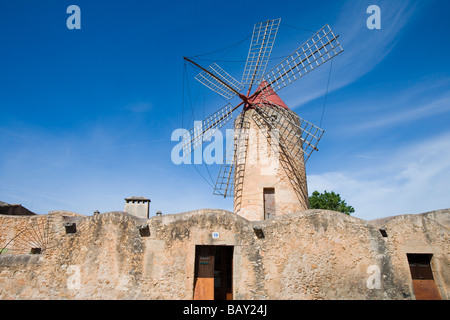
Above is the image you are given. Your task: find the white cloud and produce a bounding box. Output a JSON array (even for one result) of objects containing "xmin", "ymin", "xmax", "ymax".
[
  {"xmin": 343, "ymin": 79, "xmax": 450, "ymax": 133},
  {"xmin": 308, "ymin": 131, "xmax": 450, "ymax": 220},
  {"xmin": 126, "ymin": 102, "xmax": 153, "ymax": 113}
]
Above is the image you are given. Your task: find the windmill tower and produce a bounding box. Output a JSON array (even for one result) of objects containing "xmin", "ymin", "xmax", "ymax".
[{"xmin": 182, "ymin": 19, "xmax": 343, "ymax": 221}]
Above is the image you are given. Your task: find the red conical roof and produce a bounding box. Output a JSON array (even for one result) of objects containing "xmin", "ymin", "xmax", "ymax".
[{"xmin": 248, "ymin": 81, "xmax": 289, "ymax": 110}]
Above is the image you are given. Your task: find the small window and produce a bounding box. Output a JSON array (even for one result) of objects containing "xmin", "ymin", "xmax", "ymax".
[
  {"xmin": 30, "ymin": 248, "xmax": 42, "ymax": 254},
  {"xmin": 137, "ymin": 225, "xmax": 150, "ymax": 237},
  {"xmin": 63, "ymin": 222, "xmax": 77, "ymax": 234},
  {"xmin": 407, "ymin": 254, "xmax": 433, "ymax": 280}
]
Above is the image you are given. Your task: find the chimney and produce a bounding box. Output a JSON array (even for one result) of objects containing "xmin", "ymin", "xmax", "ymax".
[{"xmin": 124, "ymin": 197, "xmax": 151, "ymax": 219}]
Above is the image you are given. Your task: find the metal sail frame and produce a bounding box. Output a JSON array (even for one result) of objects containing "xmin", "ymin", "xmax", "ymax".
[
  {"xmin": 259, "ymin": 24, "xmax": 343, "ymax": 98},
  {"xmin": 182, "ymin": 20, "xmax": 343, "ymax": 197},
  {"xmin": 213, "ymin": 112, "xmax": 249, "ymax": 197},
  {"xmin": 195, "ymin": 63, "xmax": 244, "ymax": 100},
  {"xmin": 254, "ymin": 99, "xmax": 325, "ymax": 163},
  {"xmin": 242, "ymin": 18, "xmax": 281, "ymax": 86}
]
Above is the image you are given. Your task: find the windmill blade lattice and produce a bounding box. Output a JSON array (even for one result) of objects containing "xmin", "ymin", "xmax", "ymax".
[
  {"xmin": 213, "ymin": 113, "xmax": 249, "ymax": 197},
  {"xmin": 195, "ymin": 63, "xmax": 244, "ymax": 100},
  {"xmin": 259, "ymin": 24, "xmax": 343, "ymax": 97},
  {"xmin": 213, "ymin": 130, "xmax": 235, "ymax": 197},
  {"xmin": 182, "ymin": 103, "xmax": 235, "ymax": 157},
  {"xmin": 254, "ymin": 100, "xmax": 324, "ymax": 163},
  {"xmin": 242, "ymin": 18, "xmax": 281, "ymax": 86}
]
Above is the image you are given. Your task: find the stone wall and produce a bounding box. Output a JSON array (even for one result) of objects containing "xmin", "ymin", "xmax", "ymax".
[{"xmin": 0, "ymin": 208, "xmax": 448, "ymax": 299}]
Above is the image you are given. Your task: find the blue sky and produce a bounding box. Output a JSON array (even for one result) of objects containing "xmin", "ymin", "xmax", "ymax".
[{"xmin": 1, "ymin": 0, "xmax": 449, "ymax": 220}]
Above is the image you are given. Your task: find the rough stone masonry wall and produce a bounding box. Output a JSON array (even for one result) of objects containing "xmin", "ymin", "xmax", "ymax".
[
  {"xmin": 370, "ymin": 210, "xmax": 450, "ymax": 299},
  {"xmin": 0, "ymin": 208, "xmax": 448, "ymax": 299}
]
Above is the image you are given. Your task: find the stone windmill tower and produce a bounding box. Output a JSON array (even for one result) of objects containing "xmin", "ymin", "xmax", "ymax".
[{"xmin": 182, "ymin": 19, "xmax": 343, "ymax": 221}]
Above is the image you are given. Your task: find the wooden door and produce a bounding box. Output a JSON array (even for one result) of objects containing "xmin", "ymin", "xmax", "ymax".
[
  {"xmin": 263, "ymin": 188, "xmax": 275, "ymax": 219},
  {"xmin": 407, "ymin": 254, "xmax": 442, "ymax": 300},
  {"xmin": 193, "ymin": 246, "xmax": 215, "ymax": 300},
  {"xmin": 193, "ymin": 245, "xmax": 234, "ymax": 300}
]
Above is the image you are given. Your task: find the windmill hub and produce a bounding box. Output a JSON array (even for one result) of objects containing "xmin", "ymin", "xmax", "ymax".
[
  {"xmin": 247, "ymin": 81, "xmax": 289, "ymax": 110},
  {"xmin": 238, "ymin": 93, "xmax": 249, "ymax": 103}
]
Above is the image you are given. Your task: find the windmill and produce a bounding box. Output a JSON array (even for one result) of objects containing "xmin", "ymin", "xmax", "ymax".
[{"xmin": 182, "ymin": 19, "xmax": 343, "ymax": 221}]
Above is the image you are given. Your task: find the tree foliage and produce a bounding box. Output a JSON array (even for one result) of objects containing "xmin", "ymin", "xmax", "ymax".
[{"xmin": 309, "ymin": 190, "xmax": 355, "ymax": 215}]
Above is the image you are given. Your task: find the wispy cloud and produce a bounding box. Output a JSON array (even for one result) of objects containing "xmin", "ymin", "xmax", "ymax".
[
  {"xmin": 126, "ymin": 102, "xmax": 153, "ymax": 113},
  {"xmin": 339, "ymin": 77, "xmax": 450, "ymax": 133},
  {"xmin": 355, "ymin": 95, "xmax": 450, "ymax": 131},
  {"xmin": 281, "ymin": 0, "xmax": 420, "ymax": 109},
  {"xmin": 0, "ymin": 120, "xmax": 150, "ymax": 213}
]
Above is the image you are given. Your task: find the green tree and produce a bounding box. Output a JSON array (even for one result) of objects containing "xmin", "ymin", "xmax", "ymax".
[{"xmin": 309, "ymin": 190, "xmax": 355, "ymax": 215}]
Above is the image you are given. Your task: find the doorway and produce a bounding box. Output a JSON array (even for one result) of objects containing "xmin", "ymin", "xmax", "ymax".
[
  {"xmin": 193, "ymin": 245, "xmax": 233, "ymax": 300},
  {"xmin": 263, "ymin": 188, "xmax": 275, "ymax": 220},
  {"xmin": 407, "ymin": 253, "xmax": 442, "ymax": 300}
]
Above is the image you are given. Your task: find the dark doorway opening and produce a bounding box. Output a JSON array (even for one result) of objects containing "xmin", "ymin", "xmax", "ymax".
[
  {"xmin": 263, "ymin": 188, "xmax": 275, "ymax": 220},
  {"xmin": 407, "ymin": 253, "xmax": 441, "ymax": 300},
  {"xmin": 30, "ymin": 248, "xmax": 42, "ymax": 254},
  {"xmin": 193, "ymin": 245, "xmax": 233, "ymax": 300}
]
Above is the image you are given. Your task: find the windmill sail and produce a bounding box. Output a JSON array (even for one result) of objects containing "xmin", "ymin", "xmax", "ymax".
[
  {"xmin": 182, "ymin": 103, "xmax": 234, "ymax": 157},
  {"xmin": 195, "ymin": 63, "xmax": 244, "ymax": 100},
  {"xmin": 242, "ymin": 18, "xmax": 281, "ymax": 86},
  {"xmin": 259, "ymin": 24, "xmax": 343, "ymax": 97},
  {"xmin": 253, "ymin": 100, "xmax": 324, "ymax": 163},
  {"xmin": 213, "ymin": 130, "xmax": 235, "ymax": 197},
  {"xmin": 214, "ymin": 114, "xmax": 249, "ymax": 197}
]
